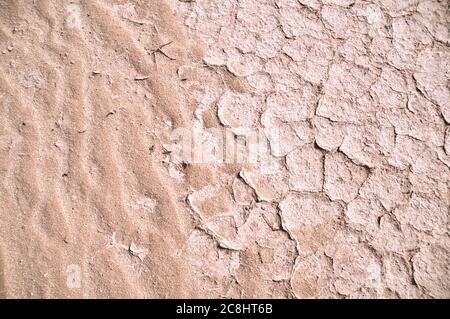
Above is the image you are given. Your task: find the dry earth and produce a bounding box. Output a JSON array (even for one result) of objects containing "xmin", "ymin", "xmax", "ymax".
[{"xmin": 0, "ymin": 0, "xmax": 449, "ymax": 298}]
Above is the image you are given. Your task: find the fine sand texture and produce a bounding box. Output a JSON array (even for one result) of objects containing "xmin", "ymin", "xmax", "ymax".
[{"xmin": 0, "ymin": 0, "xmax": 449, "ymax": 298}]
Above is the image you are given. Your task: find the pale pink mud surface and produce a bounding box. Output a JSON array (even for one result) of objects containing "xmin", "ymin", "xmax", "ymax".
[{"xmin": 0, "ymin": 0, "xmax": 448, "ymax": 298}]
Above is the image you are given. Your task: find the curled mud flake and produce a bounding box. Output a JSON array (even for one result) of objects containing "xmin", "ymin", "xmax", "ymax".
[
  {"xmin": 246, "ymin": 73, "xmax": 274, "ymax": 93},
  {"xmin": 388, "ymin": 16, "xmax": 433, "ymax": 69},
  {"xmin": 187, "ymin": 229, "xmax": 240, "ymax": 296},
  {"xmin": 372, "ymin": 215, "xmax": 418, "ymax": 255},
  {"xmin": 339, "ymin": 34, "xmax": 370, "ymax": 66},
  {"xmin": 279, "ymin": 4, "xmax": 327, "ymax": 40},
  {"xmin": 203, "ymin": 46, "xmax": 228, "ymax": 66},
  {"xmin": 297, "ymin": 0, "xmax": 321, "ymax": 11},
  {"xmin": 370, "ymin": 66, "xmax": 408, "ymax": 110},
  {"xmin": 291, "ymin": 253, "xmax": 335, "ymax": 298},
  {"xmin": 406, "ymin": 154, "xmax": 449, "ymax": 199},
  {"xmin": 312, "ymin": 117, "xmax": 346, "ymax": 152},
  {"xmin": 393, "ymin": 192, "xmax": 449, "ymax": 236},
  {"xmin": 291, "ymin": 121, "xmax": 315, "ymax": 146},
  {"xmin": 383, "ymin": 254, "xmax": 421, "ymax": 299},
  {"xmin": 316, "ymin": 95, "xmax": 363, "ymax": 123},
  {"xmin": 204, "ymin": 216, "xmax": 241, "ymax": 250},
  {"xmin": 415, "ymin": 47, "xmax": 450, "ymax": 76},
  {"xmin": 266, "ymin": 90, "xmax": 316, "ymax": 122},
  {"xmin": 235, "ymin": 204, "xmax": 297, "ymax": 282},
  {"xmin": 129, "ymin": 242, "xmax": 148, "ymax": 261},
  {"xmin": 286, "ymin": 145, "xmax": 323, "ymax": 192},
  {"xmin": 413, "ymin": 48, "xmax": 450, "ymax": 120},
  {"xmin": 436, "ymin": 148, "xmax": 450, "ymax": 169},
  {"xmin": 283, "ymin": 36, "xmax": 334, "ymax": 85},
  {"xmin": 359, "ymin": 168, "xmax": 410, "ymax": 212},
  {"xmin": 264, "ymin": 54, "xmax": 292, "ymax": 76},
  {"xmin": 232, "ymin": 177, "xmax": 255, "ymax": 206},
  {"xmin": 187, "ymin": 185, "xmax": 234, "ymax": 221},
  {"xmin": 324, "ymin": 63, "xmax": 378, "ymax": 99},
  {"xmin": 226, "ymin": 53, "xmax": 262, "ymax": 77},
  {"xmin": 266, "ymin": 123, "xmax": 301, "ymax": 157},
  {"xmin": 339, "ymin": 128, "xmax": 377, "ymax": 168},
  {"xmin": 273, "ymin": 73, "xmax": 307, "ymax": 92},
  {"xmin": 412, "ymin": 244, "xmax": 450, "ymax": 298},
  {"xmin": 379, "ymin": 0, "xmax": 419, "ymax": 18},
  {"xmin": 367, "ymin": 36, "xmax": 393, "ymax": 66},
  {"xmin": 362, "ymin": 3, "xmax": 385, "ymax": 26},
  {"xmin": 345, "ymin": 197, "xmax": 384, "ymax": 236},
  {"xmin": 217, "ymin": 91, "xmax": 263, "ymax": 132},
  {"xmin": 278, "ymin": 193, "xmax": 342, "ymax": 253},
  {"xmin": 416, "ymin": 0, "xmax": 450, "ymax": 44},
  {"xmin": 385, "ymin": 93, "xmax": 446, "ymax": 147},
  {"xmin": 239, "ymin": 169, "xmax": 288, "ymax": 202},
  {"xmin": 328, "ymin": 243, "xmax": 382, "ymax": 297},
  {"xmin": 261, "ymin": 113, "xmax": 304, "ymax": 157},
  {"xmin": 320, "ymin": 5, "xmax": 358, "ymax": 39},
  {"xmin": 181, "ymin": 0, "xmax": 234, "ymax": 41},
  {"xmin": 254, "ymin": 28, "xmax": 286, "ymax": 59},
  {"xmin": 387, "ymin": 135, "xmax": 428, "ymax": 170},
  {"xmin": 236, "ymin": 0, "xmax": 279, "ymax": 34},
  {"xmin": 224, "ymin": 22, "xmax": 258, "ymax": 54},
  {"xmin": 233, "ymin": 258, "xmax": 293, "ymax": 297},
  {"xmin": 247, "ymin": 203, "xmax": 282, "ymax": 236},
  {"xmin": 324, "ymin": 152, "xmax": 368, "ymax": 203},
  {"xmin": 263, "ymin": 238, "xmax": 297, "ymax": 282}
]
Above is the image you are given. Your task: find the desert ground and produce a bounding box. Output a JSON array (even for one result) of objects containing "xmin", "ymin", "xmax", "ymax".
[{"xmin": 0, "ymin": 0, "xmax": 449, "ymax": 298}]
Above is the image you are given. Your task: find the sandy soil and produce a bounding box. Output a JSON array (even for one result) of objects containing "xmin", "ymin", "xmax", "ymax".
[{"xmin": 0, "ymin": 0, "xmax": 449, "ymax": 298}]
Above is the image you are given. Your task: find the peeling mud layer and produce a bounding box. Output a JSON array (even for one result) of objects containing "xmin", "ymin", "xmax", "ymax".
[{"xmin": 0, "ymin": 0, "xmax": 449, "ymax": 298}]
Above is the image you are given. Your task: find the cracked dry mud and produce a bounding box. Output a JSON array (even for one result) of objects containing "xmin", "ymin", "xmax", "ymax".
[{"xmin": 0, "ymin": 0, "xmax": 449, "ymax": 298}]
